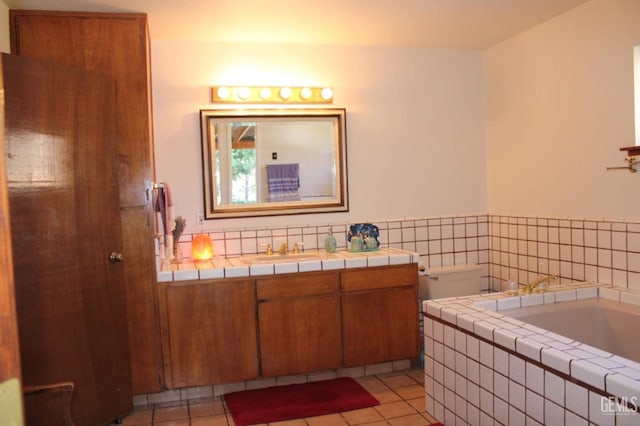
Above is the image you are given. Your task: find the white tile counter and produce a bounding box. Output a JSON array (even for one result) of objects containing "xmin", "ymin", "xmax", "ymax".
[{"xmin": 156, "ymin": 247, "xmax": 419, "ymax": 282}]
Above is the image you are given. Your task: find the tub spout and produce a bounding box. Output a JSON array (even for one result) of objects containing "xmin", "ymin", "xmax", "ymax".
[{"xmin": 521, "ymin": 275, "xmax": 559, "ymax": 294}]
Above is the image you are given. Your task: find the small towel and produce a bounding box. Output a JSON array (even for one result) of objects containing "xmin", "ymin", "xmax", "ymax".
[
  {"xmin": 267, "ymin": 164, "xmax": 300, "ymax": 202},
  {"xmin": 267, "ymin": 163, "xmax": 299, "ymax": 192}
]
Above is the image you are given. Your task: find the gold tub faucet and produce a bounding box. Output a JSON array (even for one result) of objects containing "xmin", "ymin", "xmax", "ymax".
[{"xmin": 521, "ymin": 275, "xmax": 559, "ymax": 293}]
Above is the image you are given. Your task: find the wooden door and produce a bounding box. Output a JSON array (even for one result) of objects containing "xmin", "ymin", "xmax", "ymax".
[
  {"xmin": 3, "ymin": 53, "xmax": 133, "ymax": 425},
  {"xmin": 10, "ymin": 11, "xmax": 162, "ymax": 393},
  {"xmin": 0, "ymin": 57, "xmax": 24, "ymax": 426}
]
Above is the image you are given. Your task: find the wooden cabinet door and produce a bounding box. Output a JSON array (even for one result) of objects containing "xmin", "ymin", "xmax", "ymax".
[
  {"xmin": 257, "ymin": 272, "xmax": 342, "ymax": 377},
  {"xmin": 341, "ymin": 264, "xmax": 419, "ymax": 367},
  {"xmin": 259, "ymin": 296, "xmax": 342, "ymax": 377},
  {"xmin": 3, "ymin": 53, "xmax": 132, "ymax": 425},
  {"xmin": 11, "ymin": 11, "xmax": 161, "ymax": 393},
  {"xmin": 342, "ymin": 287, "xmax": 419, "ymax": 366},
  {"xmin": 162, "ymin": 281, "xmax": 259, "ymax": 388}
]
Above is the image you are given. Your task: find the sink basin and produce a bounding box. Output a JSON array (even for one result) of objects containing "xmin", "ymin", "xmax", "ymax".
[{"xmin": 239, "ymin": 252, "xmax": 331, "ymax": 264}]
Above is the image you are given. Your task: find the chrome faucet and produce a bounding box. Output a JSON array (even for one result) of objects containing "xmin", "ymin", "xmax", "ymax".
[{"xmin": 521, "ymin": 275, "xmax": 559, "ymax": 294}]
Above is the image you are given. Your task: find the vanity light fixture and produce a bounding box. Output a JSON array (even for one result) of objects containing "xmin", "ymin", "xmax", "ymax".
[{"xmin": 211, "ymin": 86, "xmax": 333, "ymax": 104}]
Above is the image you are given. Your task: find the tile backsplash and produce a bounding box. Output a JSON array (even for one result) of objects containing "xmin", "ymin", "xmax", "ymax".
[
  {"xmin": 488, "ymin": 215, "xmax": 640, "ymax": 292},
  {"xmin": 168, "ymin": 214, "xmax": 640, "ymax": 292}
]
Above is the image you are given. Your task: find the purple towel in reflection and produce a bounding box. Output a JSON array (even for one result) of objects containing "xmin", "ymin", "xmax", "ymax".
[{"xmin": 267, "ymin": 163, "xmax": 300, "ymax": 201}]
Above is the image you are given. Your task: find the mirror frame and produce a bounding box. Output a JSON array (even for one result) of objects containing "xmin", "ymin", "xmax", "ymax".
[{"xmin": 200, "ymin": 108, "xmax": 349, "ymax": 219}]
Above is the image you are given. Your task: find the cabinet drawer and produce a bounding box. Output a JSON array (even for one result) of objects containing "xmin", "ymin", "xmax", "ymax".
[
  {"xmin": 257, "ymin": 272, "xmax": 339, "ymax": 300},
  {"xmin": 341, "ymin": 264, "xmax": 418, "ymax": 292}
]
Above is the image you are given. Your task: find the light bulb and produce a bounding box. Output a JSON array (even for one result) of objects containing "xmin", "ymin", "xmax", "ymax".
[
  {"xmin": 300, "ymin": 87, "xmax": 312, "ymax": 100},
  {"xmin": 280, "ymin": 87, "xmax": 292, "ymax": 100},
  {"xmin": 259, "ymin": 87, "xmax": 272, "ymax": 100},
  {"xmin": 321, "ymin": 87, "xmax": 333, "ymax": 100},
  {"xmin": 216, "ymin": 86, "xmax": 230, "ymax": 99},
  {"xmin": 237, "ymin": 87, "xmax": 250, "ymax": 100}
]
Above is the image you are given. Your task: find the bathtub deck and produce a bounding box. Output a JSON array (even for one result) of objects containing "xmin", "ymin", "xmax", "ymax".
[{"xmin": 423, "ymin": 283, "xmax": 640, "ymax": 425}]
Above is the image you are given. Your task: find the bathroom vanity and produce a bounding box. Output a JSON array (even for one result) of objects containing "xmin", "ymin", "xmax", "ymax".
[{"xmin": 157, "ymin": 258, "xmax": 419, "ymax": 389}]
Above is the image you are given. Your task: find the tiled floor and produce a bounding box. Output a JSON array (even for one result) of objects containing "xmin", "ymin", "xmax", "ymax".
[{"xmin": 119, "ymin": 368, "xmax": 438, "ymax": 426}]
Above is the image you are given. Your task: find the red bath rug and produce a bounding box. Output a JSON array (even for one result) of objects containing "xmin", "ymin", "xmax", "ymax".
[{"xmin": 224, "ymin": 377, "xmax": 379, "ymax": 426}]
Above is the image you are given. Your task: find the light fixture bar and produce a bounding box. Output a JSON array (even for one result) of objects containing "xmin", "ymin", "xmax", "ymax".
[{"xmin": 212, "ymin": 86, "xmax": 333, "ymax": 104}]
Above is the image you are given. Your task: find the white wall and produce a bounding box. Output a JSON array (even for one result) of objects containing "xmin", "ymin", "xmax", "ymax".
[
  {"xmin": 484, "ymin": 0, "xmax": 640, "ymax": 219},
  {"xmin": 152, "ymin": 42, "xmax": 487, "ymax": 232}
]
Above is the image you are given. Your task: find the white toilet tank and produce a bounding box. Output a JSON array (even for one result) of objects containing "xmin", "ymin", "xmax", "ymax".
[{"xmin": 420, "ymin": 263, "xmax": 482, "ymax": 300}]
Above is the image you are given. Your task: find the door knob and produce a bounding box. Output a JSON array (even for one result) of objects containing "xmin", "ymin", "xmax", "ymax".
[{"xmin": 109, "ymin": 251, "xmax": 124, "ymax": 262}]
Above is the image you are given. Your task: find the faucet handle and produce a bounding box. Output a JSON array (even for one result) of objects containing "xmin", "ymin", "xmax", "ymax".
[{"xmin": 260, "ymin": 242, "xmax": 273, "ymax": 255}]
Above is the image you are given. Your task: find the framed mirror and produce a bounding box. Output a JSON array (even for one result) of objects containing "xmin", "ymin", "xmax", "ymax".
[{"xmin": 200, "ymin": 108, "xmax": 348, "ymax": 219}]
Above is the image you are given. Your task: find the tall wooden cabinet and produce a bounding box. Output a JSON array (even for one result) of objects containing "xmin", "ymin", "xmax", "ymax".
[{"xmin": 10, "ymin": 11, "xmax": 162, "ymax": 393}]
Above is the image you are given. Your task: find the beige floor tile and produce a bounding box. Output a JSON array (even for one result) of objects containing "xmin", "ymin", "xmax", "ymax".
[
  {"xmin": 374, "ymin": 401, "xmax": 417, "ymax": 419},
  {"xmin": 341, "ymin": 407, "xmax": 384, "ymax": 425},
  {"xmin": 355, "ymin": 376, "xmax": 389, "ymax": 393},
  {"xmin": 406, "ymin": 396, "xmax": 427, "ymax": 413},
  {"xmin": 378, "ymin": 374, "xmax": 417, "ymax": 389},
  {"xmin": 190, "ymin": 415, "xmax": 230, "ymax": 426},
  {"xmin": 269, "ymin": 418, "xmax": 308, "ymax": 425},
  {"xmin": 154, "ymin": 404, "xmax": 189, "ymax": 422},
  {"xmin": 120, "ymin": 409, "xmax": 153, "ymax": 425},
  {"xmin": 405, "ymin": 369, "xmax": 424, "ymax": 385},
  {"xmin": 371, "ymin": 389, "xmax": 402, "ymax": 404},
  {"xmin": 393, "ymin": 385, "xmax": 424, "ymax": 400},
  {"xmin": 422, "ymin": 410, "xmax": 439, "ymax": 423},
  {"xmin": 189, "ymin": 399, "xmax": 225, "ymax": 417},
  {"xmin": 153, "ymin": 420, "xmax": 190, "ymax": 426},
  {"xmin": 387, "ymin": 413, "xmax": 429, "ymax": 426},
  {"xmin": 305, "ymin": 413, "xmax": 348, "ymax": 425}
]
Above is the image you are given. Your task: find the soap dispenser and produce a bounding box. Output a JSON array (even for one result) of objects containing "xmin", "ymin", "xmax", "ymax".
[{"xmin": 324, "ymin": 232, "xmax": 337, "ymax": 253}]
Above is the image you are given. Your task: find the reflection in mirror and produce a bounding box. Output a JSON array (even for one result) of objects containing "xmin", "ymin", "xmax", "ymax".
[{"xmin": 200, "ymin": 108, "xmax": 348, "ymax": 218}]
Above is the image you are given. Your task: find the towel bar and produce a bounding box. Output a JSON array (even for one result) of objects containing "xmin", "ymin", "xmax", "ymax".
[{"xmin": 606, "ymin": 156, "xmax": 638, "ymax": 173}]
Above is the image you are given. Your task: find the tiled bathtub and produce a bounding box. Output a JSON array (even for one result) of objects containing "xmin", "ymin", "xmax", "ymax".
[{"xmin": 423, "ymin": 284, "xmax": 640, "ymax": 425}]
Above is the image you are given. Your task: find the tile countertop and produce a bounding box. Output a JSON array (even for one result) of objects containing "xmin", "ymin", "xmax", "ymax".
[
  {"xmin": 156, "ymin": 247, "xmax": 420, "ymax": 282},
  {"xmin": 423, "ymin": 283, "xmax": 640, "ymax": 401}
]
